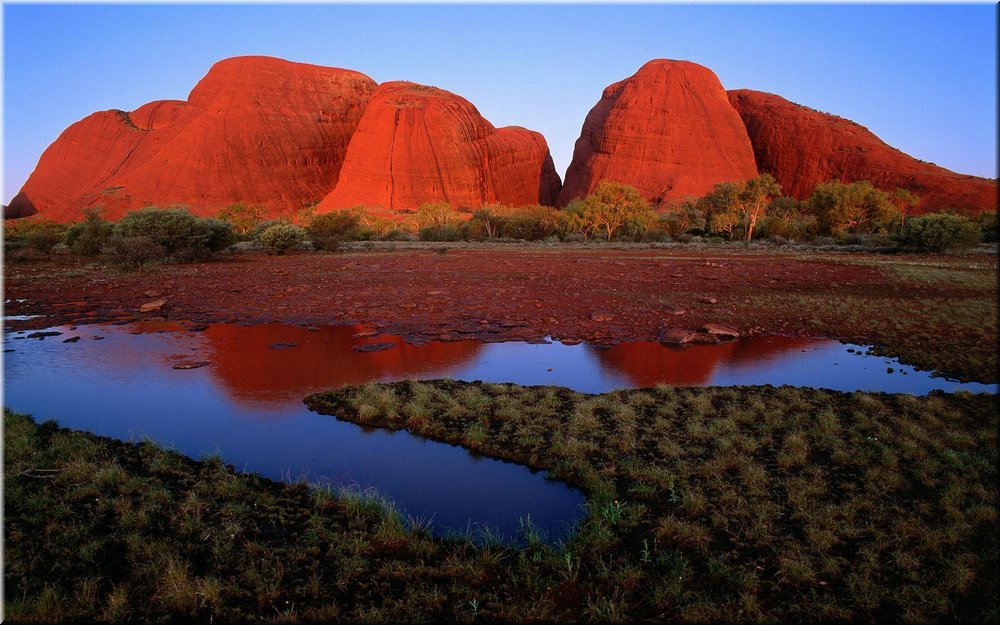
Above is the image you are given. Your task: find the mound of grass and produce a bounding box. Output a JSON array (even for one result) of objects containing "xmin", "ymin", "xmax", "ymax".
[
  {"xmin": 7, "ymin": 379, "xmax": 997, "ymax": 623},
  {"xmin": 308, "ymin": 381, "xmax": 999, "ymax": 623}
]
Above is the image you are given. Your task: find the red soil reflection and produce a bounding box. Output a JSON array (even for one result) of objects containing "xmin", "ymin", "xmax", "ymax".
[
  {"xmin": 593, "ymin": 336, "xmax": 817, "ymax": 387},
  {"xmin": 202, "ymin": 324, "xmax": 481, "ymax": 407}
]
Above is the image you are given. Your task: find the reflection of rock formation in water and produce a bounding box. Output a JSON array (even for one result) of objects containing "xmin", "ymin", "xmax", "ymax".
[
  {"xmin": 203, "ymin": 324, "xmax": 482, "ymax": 408},
  {"xmin": 592, "ymin": 337, "xmax": 820, "ymax": 387}
]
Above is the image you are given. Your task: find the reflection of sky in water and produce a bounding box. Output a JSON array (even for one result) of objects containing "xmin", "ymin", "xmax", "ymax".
[{"xmin": 3, "ymin": 323, "xmax": 995, "ymax": 538}]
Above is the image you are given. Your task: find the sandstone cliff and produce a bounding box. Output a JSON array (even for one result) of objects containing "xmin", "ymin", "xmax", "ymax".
[
  {"xmin": 558, "ymin": 60, "xmax": 759, "ymax": 207},
  {"xmin": 316, "ymin": 82, "xmax": 560, "ymax": 214},
  {"xmin": 9, "ymin": 56, "xmax": 377, "ymax": 221},
  {"xmin": 728, "ymin": 89, "xmax": 996, "ymax": 214}
]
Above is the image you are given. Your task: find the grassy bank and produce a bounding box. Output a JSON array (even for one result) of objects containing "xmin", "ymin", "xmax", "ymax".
[{"xmin": 7, "ymin": 380, "xmax": 998, "ymax": 623}]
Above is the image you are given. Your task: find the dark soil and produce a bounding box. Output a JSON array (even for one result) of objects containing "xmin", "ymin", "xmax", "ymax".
[{"xmin": 4, "ymin": 244, "xmax": 996, "ymax": 381}]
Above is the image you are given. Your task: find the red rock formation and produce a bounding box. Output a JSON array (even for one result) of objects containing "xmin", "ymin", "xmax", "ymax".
[
  {"xmin": 558, "ymin": 60, "xmax": 758, "ymax": 207},
  {"xmin": 593, "ymin": 336, "xmax": 817, "ymax": 387},
  {"xmin": 317, "ymin": 81, "xmax": 561, "ymax": 214},
  {"xmin": 9, "ymin": 56, "xmax": 377, "ymax": 222},
  {"xmin": 201, "ymin": 324, "xmax": 481, "ymax": 409},
  {"xmin": 728, "ymin": 89, "xmax": 997, "ymax": 215}
]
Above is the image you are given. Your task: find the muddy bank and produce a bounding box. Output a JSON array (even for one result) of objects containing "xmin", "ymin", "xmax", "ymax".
[{"xmin": 4, "ymin": 244, "xmax": 996, "ymax": 381}]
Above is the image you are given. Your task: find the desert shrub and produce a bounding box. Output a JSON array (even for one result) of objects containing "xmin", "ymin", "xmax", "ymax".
[
  {"xmin": 640, "ymin": 227, "xmax": 672, "ymax": 243},
  {"xmin": 808, "ymin": 180, "xmax": 900, "ymax": 235},
  {"xmin": 64, "ymin": 209, "xmax": 114, "ymax": 255},
  {"xmin": 3, "ymin": 218, "xmax": 65, "ymax": 240},
  {"xmin": 973, "ymin": 212, "xmax": 997, "ymax": 243},
  {"xmin": 415, "ymin": 203, "xmax": 462, "ymax": 231},
  {"xmin": 418, "ymin": 226, "xmax": 462, "ymax": 242},
  {"xmin": 899, "ymin": 213, "xmax": 982, "ymax": 252},
  {"xmin": 496, "ymin": 205, "xmax": 561, "ymax": 240},
  {"xmin": 307, "ymin": 211, "xmax": 362, "ymax": 251},
  {"xmin": 578, "ymin": 181, "xmax": 657, "ymax": 240},
  {"xmin": 250, "ymin": 219, "xmax": 287, "ymax": 242},
  {"xmin": 215, "ymin": 203, "xmax": 265, "ymax": 236},
  {"xmin": 380, "ymin": 229, "xmax": 414, "ymax": 242},
  {"xmin": 104, "ymin": 235, "xmax": 164, "ymax": 270},
  {"xmin": 5, "ymin": 219, "xmax": 67, "ymax": 255},
  {"xmin": 115, "ymin": 208, "xmax": 228, "ymax": 260},
  {"xmin": 200, "ymin": 218, "xmax": 236, "ymax": 252},
  {"xmin": 258, "ymin": 223, "xmax": 304, "ymax": 255},
  {"xmin": 25, "ymin": 228, "xmax": 63, "ymax": 254}
]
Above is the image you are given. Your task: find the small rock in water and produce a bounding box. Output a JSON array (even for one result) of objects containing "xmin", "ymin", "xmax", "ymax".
[
  {"xmin": 139, "ymin": 298, "xmax": 167, "ymax": 313},
  {"xmin": 27, "ymin": 331, "xmax": 62, "ymax": 340},
  {"xmin": 353, "ymin": 342, "xmax": 396, "ymax": 353},
  {"xmin": 268, "ymin": 342, "xmax": 299, "ymax": 350},
  {"xmin": 188, "ymin": 323, "xmax": 209, "ymax": 332},
  {"xmin": 62, "ymin": 336, "xmax": 82, "ymax": 343},
  {"xmin": 659, "ymin": 329, "xmax": 697, "ymax": 345},
  {"xmin": 701, "ymin": 323, "xmax": 740, "ymax": 339},
  {"xmin": 172, "ymin": 361, "xmax": 210, "ymax": 370}
]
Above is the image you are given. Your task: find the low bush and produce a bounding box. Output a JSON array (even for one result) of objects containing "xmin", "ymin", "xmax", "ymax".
[
  {"xmin": 3, "ymin": 218, "xmax": 65, "ymax": 240},
  {"xmin": 200, "ymin": 218, "xmax": 237, "ymax": 253},
  {"xmin": 258, "ymin": 223, "xmax": 305, "ymax": 255},
  {"xmin": 249, "ymin": 219, "xmax": 287, "ymax": 242},
  {"xmin": 418, "ymin": 226, "xmax": 462, "ymax": 242},
  {"xmin": 115, "ymin": 208, "xmax": 232, "ymax": 260},
  {"xmin": 24, "ymin": 228, "xmax": 64, "ymax": 254},
  {"xmin": 899, "ymin": 213, "xmax": 982, "ymax": 252},
  {"xmin": 104, "ymin": 235, "xmax": 164, "ymax": 270},
  {"xmin": 65, "ymin": 209, "xmax": 114, "ymax": 255},
  {"xmin": 307, "ymin": 211, "xmax": 362, "ymax": 251}
]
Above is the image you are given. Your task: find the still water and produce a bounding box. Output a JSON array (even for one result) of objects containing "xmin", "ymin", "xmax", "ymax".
[{"xmin": 3, "ymin": 322, "xmax": 994, "ymax": 539}]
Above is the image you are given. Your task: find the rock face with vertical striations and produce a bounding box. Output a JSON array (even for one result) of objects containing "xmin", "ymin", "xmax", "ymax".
[
  {"xmin": 9, "ymin": 56, "xmax": 378, "ymax": 222},
  {"xmin": 558, "ymin": 59, "xmax": 759, "ymax": 207},
  {"xmin": 316, "ymin": 81, "xmax": 561, "ymax": 214},
  {"xmin": 728, "ymin": 89, "xmax": 997, "ymax": 215}
]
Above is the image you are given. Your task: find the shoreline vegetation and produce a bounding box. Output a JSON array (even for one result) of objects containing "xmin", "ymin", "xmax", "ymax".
[{"xmin": 6, "ymin": 380, "xmax": 998, "ymax": 623}]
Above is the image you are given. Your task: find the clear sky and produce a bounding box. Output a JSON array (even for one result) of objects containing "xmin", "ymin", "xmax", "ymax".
[{"xmin": 3, "ymin": 3, "xmax": 997, "ymax": 204}]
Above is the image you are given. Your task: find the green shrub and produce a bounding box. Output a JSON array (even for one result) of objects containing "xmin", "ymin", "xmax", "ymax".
[
  {"xmin": 974, "ymin": 212, "xmax": 997, "ymax": 243},
  {"xmin": 250, "ymin": 219, "xmax": 287, "ymax": 242},
  {"xmin": 104, "ymin": 235, "xmax": 165, "ymax": 270},
  {"xmin": 115, "ymin": 208, "xmax": 223, "ymax": 260},
  {"xmin": 199, "ymin": 218, "xmax": 236, "ymax": 252},
  {"xmin": 307, "ymin": 211, "xmax": 362, "ymax": 251},
  {"xmin": 899, "ymin": 213, "xmax": 982, "ymax": 252},
  {"xmin": 380, "ymin": 229, "xmax": 414, "ymax": 241},
  {"xmin": 215, "ymin": 203, "xmax": 265, "ymax": 236},
  {"xmin": 258, "ymin": 223, "xmax": 305, "ymax": 255},
  {"xmin": 418, "ymin": 226, "xmax": 462, "ymax": 242},
  {"xmin": 3, "ymin": 218, "xmax": 65, "ymax": 240},
  {"xmin": 25, "ymin": 229, "xmax": 63, "ymax": 254},
  {"xmin": 64, "ymin": 209, "xmax": 114, "ymax": 255}
]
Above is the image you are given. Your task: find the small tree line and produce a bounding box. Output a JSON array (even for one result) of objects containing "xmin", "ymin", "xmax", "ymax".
[{"xmin": 4, "ymin": 179, "xmax": 994, "ymax": 266}]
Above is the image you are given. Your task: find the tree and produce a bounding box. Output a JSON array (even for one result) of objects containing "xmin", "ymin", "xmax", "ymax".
[
  {"xmin": 890, "ymin": 188, "xmax": 920, "ymax": 228},
  {"xmin": 579, "ymin": 180, "xmax": 656, "ymax": 240},
  {"xmin": 306, "ymin": 209, "xmax": 363, "ymax": 251},
  {"xmin": 216, "ymin": 203, "xmax": 266, "ymax": 236},
  {"xmin": 700, "ymin": 175, "xmax": 781, "ymax": 241},
  {"xmin": 701, "ymin": 182, "xmax": 742, "ymax": 239},
  {"xmin": 738, "ymin": 174, "xmax": 781, "ymax": 241},
  {"xmin": 415, "ymin": 203, "xmax": 461, "ymax": 230},
  {"xmin": 808, "ymin": 180, "xmax": 900, "ymax": 235}
]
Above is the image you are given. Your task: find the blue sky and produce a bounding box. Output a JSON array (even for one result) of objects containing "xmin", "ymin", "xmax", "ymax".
[{"xmin": 3, "ymin": 3, "xmax": 997, "ymax": 204}]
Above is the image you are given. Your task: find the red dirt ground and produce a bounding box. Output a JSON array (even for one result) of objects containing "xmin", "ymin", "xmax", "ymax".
[{"xmin": 1, "ymin": 245, "xmax": 893, "ymax": 342}]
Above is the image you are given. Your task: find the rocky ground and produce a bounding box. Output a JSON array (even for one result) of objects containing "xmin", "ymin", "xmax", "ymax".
[{"xmin": 4, "ymin": 242, "xmax": 997, "ymax": 381}]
